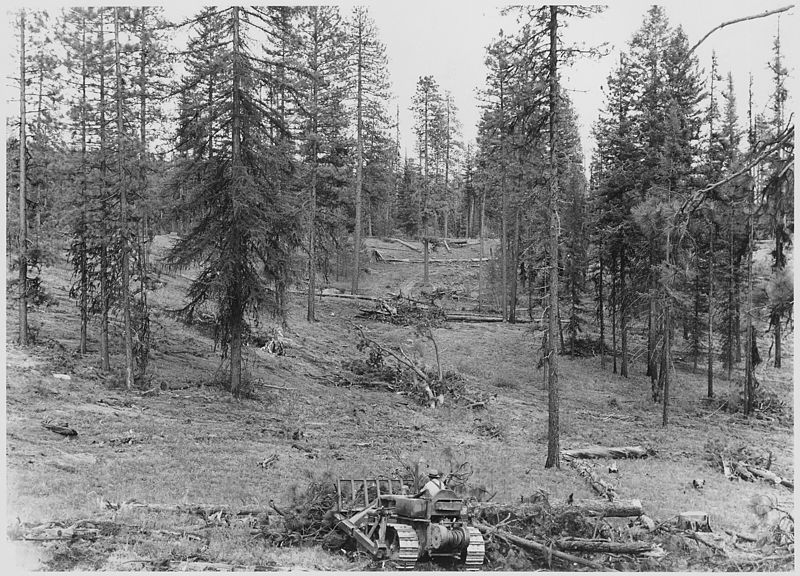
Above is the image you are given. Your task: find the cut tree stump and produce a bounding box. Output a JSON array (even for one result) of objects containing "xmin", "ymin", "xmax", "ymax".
[
  {"xmin": 555, "ymin": 537, "xmax": 654, "ymax": 554},
  {"xmin": 678, "ymin": 511, "xmax": 711, "ymax": 532},
  {"xmin": 561, "ymin": 446, "xmax": 649, "ymax": 459}
]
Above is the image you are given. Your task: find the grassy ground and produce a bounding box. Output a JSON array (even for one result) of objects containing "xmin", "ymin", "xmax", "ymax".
[{"xmin": 5, "ymin": 237, "xmax": 794, "ymax": 571}]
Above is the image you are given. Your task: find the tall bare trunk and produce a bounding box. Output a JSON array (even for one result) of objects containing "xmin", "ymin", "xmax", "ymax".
[
  {"xmin": 18, "ymin": 10, "xmax": 28, "ymax": 346},
  {"xmin": 598, "ymin": 246, "xmax": 605, "ymax": 369},
  {"xmin": 662, "ymin": 213, "xmax": 672, "ymax": 427},
  {"xmin": 620, "ymin": 247, "xmax": 628, "ymax": 378},
  {"xmin": 114, "ymin": 8, "xmax": 134, "ymax": 390},
  {"xmin": 707, "ymin": 229, "xmax": 714, "ymax": 397},
  {"xmin": 509, "ymin": 208, "xmax": 520, "ymax": 323},
  {"xmin": 98, "ymin": 11, "xmax": 110, "ymax": 371},
  {"xmin": 351, "ymin": 18, "xmax": 364, "ymax": 294},
  {"xmin": 478, "ymin": 192, "xmax": 485, "ymax": 312},
  {"xmin": 544, "ymin": 6, "xmax": 560, "ymax": 470}
]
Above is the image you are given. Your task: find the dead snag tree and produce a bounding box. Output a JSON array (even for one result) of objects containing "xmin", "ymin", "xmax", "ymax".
[{"xmin": 17, "ymin": 9, "xmax": 29, "ymax": 346}]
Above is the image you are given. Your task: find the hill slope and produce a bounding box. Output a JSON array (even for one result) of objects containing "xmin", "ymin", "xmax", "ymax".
[{"xmin": 5, "ymin": 238, "xmax": 794, "ymax": 570}]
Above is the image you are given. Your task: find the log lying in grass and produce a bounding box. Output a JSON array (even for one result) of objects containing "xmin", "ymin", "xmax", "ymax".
[
  {"xmin": 562, "ymin": 446, "xmax": 649, "ymax": 460},
  {"xmin": 559, "ymin": 498, "xmax": 643, "ymax": 518},
  {"xmin": 470, "ymin": 499, "xmax": 643, "ymax": 519},
  {"xmin": 22, "ymin": 522, "xmax": 99, "ymax": 541},
  {"xmin": 384, "ymin": 237, "xmax": 421, "ymax": 252},
  {"xmin": 555, "ymin": 537, "xmax": 654, "ymax": 554},
  {"xmin": 729, "ymin": 461, "xmax": 794, "ymax": 490},
  {"xmin": 144, "ymin": 561, "xmax": 275, "ymax": 571},
  {"xmin": 445, "ymin": 313, "xmax": 505, "ymax": 323},
  {"xmin": 473, "ymin": 522, "xmax": 615, "ymax": 572},
  {"xmin": 568, "ymin": 460, "xmax": 618, "ymax": 501},
  {"xmin": 318, "ymin": 292, "xmax": 379, "ymax": 302},
  {"xmin": 42, "ymin": 421, "xmax": 78, "ymax": 437},
  {"xmin": 101, "ymin": 499, "xmax": 268, "ymax": 519}
]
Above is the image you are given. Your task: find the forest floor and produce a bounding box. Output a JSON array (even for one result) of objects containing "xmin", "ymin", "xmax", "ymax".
[{"xmin": 4, "ymin": 236, "xmax": 795, "ymax": 571}]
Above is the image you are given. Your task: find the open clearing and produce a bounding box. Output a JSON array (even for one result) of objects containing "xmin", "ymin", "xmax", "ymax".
[{"xmin": 5, "ymin": 238, "xmax": 794, "ymax": 571}]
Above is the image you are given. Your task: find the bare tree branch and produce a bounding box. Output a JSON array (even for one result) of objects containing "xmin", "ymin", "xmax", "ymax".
[{"xmin": 686, "ymin": 5, "xmax": 794, "ymax": 58}]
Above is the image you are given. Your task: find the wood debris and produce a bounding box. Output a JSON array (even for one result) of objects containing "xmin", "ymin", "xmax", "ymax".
[{"xmin": 42, "ymin": 421, "xmax": 78, "ymax": 436}]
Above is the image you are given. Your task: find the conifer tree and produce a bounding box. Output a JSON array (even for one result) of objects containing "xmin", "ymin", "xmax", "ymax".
[
  {"xmin": 345, "ymin": 6, "xmax": 390, "ymax": 293},
  {"xmin": 169, "ymin": 6, "xmax": 299, "ymax": 395}
]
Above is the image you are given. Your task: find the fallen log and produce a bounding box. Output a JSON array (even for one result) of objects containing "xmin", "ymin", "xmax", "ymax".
[
  {"xmin": 568, "ymin": 460, "xmax": 617, "ymax": 501},
  {"xmin": 562, "ymin": 446, "xmax": 649, "ymax": 460},
  {"xmin": 473, "ymin": 522, "xmax": 615, "ymax": 571},
  {"xmin": 164, "ymin": 561, "xmax": 274, "ymax": 571},
  {"xmin": 743, "ymin": 464, "xmax": 793, "ymax": 490},
  {"xmin": 470, "ymin": 499, "xmax": 642, "ymax": 519},
  {"xmin": 317, "ymin": 292, "xmax": 379, "ymax": 302},
  {"xmin": 386, "ymin": 237, "xmax": 421, "ymax": 252},
  {"xmin": 557, "ymin": 498, "xmax": 643, "ymax": 518},
  {"xmin": 555, "ymin": 537, "xmax": 654, "ymax": 554},
  {"xmin": 22, "ymin": 522, "xmax": 98, "ymax": 542},
  {"xmin": 446, "ymin": 313, "xmax": 504, "ymax": 323},
  {"xmin": 42, "ymin": 422, "xmax": 78, "ymax": 437},
  {"xmin": 101, "ymin": 499, "xmax": 267, "ymax": 518}
]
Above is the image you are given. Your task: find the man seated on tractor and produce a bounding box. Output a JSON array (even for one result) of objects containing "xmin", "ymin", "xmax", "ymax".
[{"xmin": 417, "ymin": 469, "xmax": 446, "ymax": 498}]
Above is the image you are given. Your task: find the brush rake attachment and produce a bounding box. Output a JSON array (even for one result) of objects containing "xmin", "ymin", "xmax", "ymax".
[{"xmin": 332, "ymin": 477, "xmax": 484, "ymax": 570}]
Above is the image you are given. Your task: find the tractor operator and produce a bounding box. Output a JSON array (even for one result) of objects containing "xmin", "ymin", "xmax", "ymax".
[{"xmin": 418, "ymin": 469, "xmax": 446, "ymax": 498}]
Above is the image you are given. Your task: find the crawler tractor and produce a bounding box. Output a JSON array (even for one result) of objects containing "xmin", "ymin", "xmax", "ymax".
[{"xmin": 332, "ymin": 477, "xmax": 485, "ymax": 570}]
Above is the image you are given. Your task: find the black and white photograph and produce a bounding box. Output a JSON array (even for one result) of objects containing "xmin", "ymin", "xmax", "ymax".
[{"xmin": 3, "ymin": 0, "xmax": 795, "ymax": 571}]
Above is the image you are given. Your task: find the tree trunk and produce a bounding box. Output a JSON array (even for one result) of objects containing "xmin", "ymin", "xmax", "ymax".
[
  {"xmin": 230, "ymin": 302, "xmax": 243, "ymax": 396},
  {"xmin": 611, "ymin": 254, "xmax": 617, "ymax": 374},
  {"xmin": 707, "ymin": 229, "xmax": 714, "ymax": 397},
  {"xmin": 18, "ymin": 10, "xmax": 28, "ymax": 346},
  {"xmin": 230, "ymin": 6, "xmax": 244, "ymax": 393},
  {"xmin": 662, "ymin": 225, "xmax": 671, "ymax": 428},
  {"xmin": 352, "ymin": 37, "xmax": 362, "ymax": 296},
  {"xmin": 307, "ymin": 164, "xmax": 318, "ymax": 322},
  {"xmin": 620, "ymin": 247, "xmax": 628, "ymax": 378},
  {"xmin": 136, "ymin": 7, "xmax": 150, "ymax": 379},
  {"xmin": 478, "ymin": 193, "xmax": 485, "ymax": 312},
  {"xmin": 598, "ymin": 248, "xmax": 605, "ymax": 369},
  {"xmin": 114, "ymin": 8, "xmax": 134, "ymax": 390},
  {"xmin": 98, "ymin": 11, "xmax": 110, "ymax": 372},
  {"xmin": 79, "ymin": 14, "xmax": 88, "ymax": 355},
  {"xmin": 774, "ymin": 286, "xmax": 781, "ymax": 368},
  {"xmin": 423, "ymin": 238, "xmax": 430, "ymax": 284},
  {"xmin": 509, "ymin": 208, "xmax": 520, "ymax": 323},
  {"xmin": 544, "ymin": 6, "xmax": 560, "ymax": 470},
  {"xmin": 693, "ymin": 276, "xmax": 700, "ymax": 372},
  {"xmin": 306, "ymin": 12, "xmax": 320, "ymax": 322}
]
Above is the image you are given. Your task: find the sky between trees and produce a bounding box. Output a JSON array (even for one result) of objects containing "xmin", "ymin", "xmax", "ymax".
[{"xmin": 2, "ymin": 0, "xmax": 795, "ymax": 167}]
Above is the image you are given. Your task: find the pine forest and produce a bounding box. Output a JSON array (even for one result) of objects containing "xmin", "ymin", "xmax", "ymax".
[{"xmin": 4, "ymin": 3, "xmax": 795, "ymax": 572}]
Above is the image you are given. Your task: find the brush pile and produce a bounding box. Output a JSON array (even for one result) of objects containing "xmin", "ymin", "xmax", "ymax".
[
  {"xmin": 704, "ymin": 440, "xmax": 794, "ymax": 489},
  {"xmin": 331, "ymin": 356, "xmax": 466, "ymax": 406},
  {"xmin": 465, "ymin": 495, "xmax": 665, "ymax": 571},
  {"xmin": 356, "ymin": 296, "xmax": 446, "ymax": 327},
  {"xmin": 257, "ymin": 473, "xmax": 341, "ymax": 547},
  {"xmin": 330, "ymin": 323, "xmax": 468, "ymax": 407}
]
